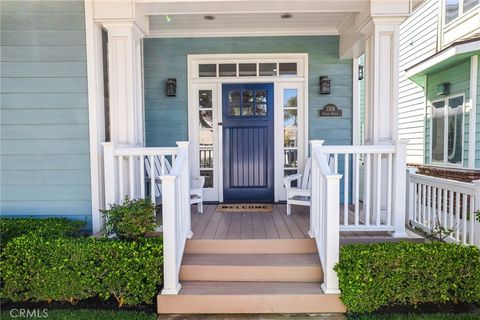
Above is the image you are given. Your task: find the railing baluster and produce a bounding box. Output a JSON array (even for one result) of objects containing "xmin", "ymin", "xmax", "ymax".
[
  {"xmin": 150, "ymin": 155, "xmax": 155, "ymax": 205},
  {"xmin": 455, "ymin": 192, "xmax": 460, "ymax": 242},
  {"xmin": 364, "ymin": 153, "xmax": 370, "ymax": 226},
  {"xmin": 462, "ymin": 194, "xmax": 467, "ymax": 244},
  {"xmin": 129, "ymin": 155, "xmax": 134, "ymax": 198},
  {"xmin": 354, "ymin": 153, "xmax": 360, "ymax": 226},
  {"xmin": 449, "ymin": 190, "xmax": 454, "ymax": 233},
  {"xmin": 387, "ymin": 153, "xmax": 392, "ymax": 226},
  {"xmin": 140, "ymin": 155, "xmax": 145, "ymax": 198},
  {"xmin": 375, "ymin": 153, "xmax": 381, "ymax": 226},
  {"xmin": 344, "ymin": 153, "xmax": 349, "ymax": 227},
  {"xmin": 426, "ymin": 185, "xmax": 431, "ymax": 228},
  {"xmin": 469, "ymin": 195, "xmax": 474, "ymax": 245},
  {"xmin": 443, "ymin": 188, "xmax": 447, "ymax": 229},
  {"xmin": 118, "ymin": 156, "xmax": 124, "ymax": 199},
  {"xmin": 432, "ymin": 186, "xmax": 437, "ymax": 228}
]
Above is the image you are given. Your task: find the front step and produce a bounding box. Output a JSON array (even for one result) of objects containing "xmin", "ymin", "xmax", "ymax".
[
  {"xmin": 184, "ymin": 239, "xmax": 318, "ymax": 254},
  {"xmin": 157, "ymin": 281, "xmax": 346, "ymax": 314},
  {"xmin": 180, "ymin": 253, "xmax": 323, "ymax": 282}
]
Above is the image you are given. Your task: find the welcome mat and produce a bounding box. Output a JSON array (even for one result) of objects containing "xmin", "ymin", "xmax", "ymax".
[{"xmin": 216, "ymin": 204, "xmax": 273, "ymax": 212}]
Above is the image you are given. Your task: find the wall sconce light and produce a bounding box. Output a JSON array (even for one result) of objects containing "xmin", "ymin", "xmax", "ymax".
[
  {"xmin": 437, "ymin": 82, "xmax": 450, "ymax": 96},
  {"xmin": 166, "ymin": 78, "xmax": 177, "ymax": 97},
  {"xmin": 319, "ymin": 76, "xmax": 331, "ymax": 94},
  {"xmin": 358, "ymin": 65, "xmax": 364, "ymax": 80}
]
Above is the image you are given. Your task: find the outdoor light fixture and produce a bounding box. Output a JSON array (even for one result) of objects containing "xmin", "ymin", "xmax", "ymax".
[
  {"xmin": 204, "ymin": 15, "xmax": 215, "ymax": 20},
  {"xmin": 437, "ymin": 82, "xmax": 450, "ymax": 96},
  {"xmin": 358, "ymin": 65, "xmax": 364, "ymax": 80},
  {"xmin": 319, "ymin": 76, "xmax": 331, "ymax": 94},
  {"xmin": 166, "ymin": 78, "xmax": 177, "ymax": 97},
  {"xmin": 281, "ymin": 13, "xmax": 292, "ymax": 19}
]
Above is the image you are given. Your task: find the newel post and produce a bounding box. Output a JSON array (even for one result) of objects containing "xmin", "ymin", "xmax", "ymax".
[
  {"xmin": 322, "ymin": 174, "xmax": 342, "ymax": 294},
  {"xmin": 102, "ymin": 142, "xmax": 116, "ymax": 210},
  {"xmin": 406, "ymin": 167, "xmax": 417, "ymax": 225},
  {"xmin": 392, "ymin": 140, "xmax": 408, "ymax": 238},
  {"xmin": 472, "ymin": 180, "xmax": 480, "ymax": 248},
  {"xmin": 308, "ymin": 140, "xmax": 324, "ymax": 238},
  {"xmin": 160, "ymin": 175, "xmax": 181, "ymax": 295},
  {"xmin": 176, "ymin": 141, "xmax": 193, "ymax": 238}
]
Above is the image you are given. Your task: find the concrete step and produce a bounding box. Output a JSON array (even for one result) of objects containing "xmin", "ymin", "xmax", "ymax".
[
  {"xmin": 157, "ymin": 281, "xmax": 346, "ymax": 314},
  {"xmin": 184, "ymin": 239, "xmax": 318, "ymax": 255},
  {"xmin": 180, "ymin": 253, "xmax": 323, "ymax": 282}
]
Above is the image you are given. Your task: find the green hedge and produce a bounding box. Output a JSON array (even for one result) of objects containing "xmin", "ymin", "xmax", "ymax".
[
  {"xmin": 0, "ymin": 217, "xmax": 85, "ymax": 245},
  {"xmin": 335, "ymin": 242, "xmax": 480, "ymax": 313},
  {"xmin": 1, "ymin": 235, "xmax": 163, "ymax": 306}
]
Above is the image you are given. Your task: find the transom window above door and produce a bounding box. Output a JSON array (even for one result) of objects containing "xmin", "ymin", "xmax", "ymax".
[
  {"xmin": 196, "ymin": 61, "xmax": 301, "ymax": 78},
  {"xmin": 227, "ymin": 90, "xmax": 268, "ymax": 117}
]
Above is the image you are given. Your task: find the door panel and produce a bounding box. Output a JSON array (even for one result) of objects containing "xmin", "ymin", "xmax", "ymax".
[{"xmin": 223, "ymin": 83, "xmax": 274, "ymax": 202}]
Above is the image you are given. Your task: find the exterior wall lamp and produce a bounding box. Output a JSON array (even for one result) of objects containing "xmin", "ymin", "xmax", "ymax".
[
  {"xmin": 437, "ymin": 82, "xmax": 450, "ymax": 96},
  {"xmin": 358, "ymin": 65, "xmax": 364, "ymax": 80},
  {"xmin": 166, "ymin": 78, "xmax": 177, "ymax": 97},
  {"xmin": 319, "ymin": 76, "xmax": 331, "ymax": 94}
]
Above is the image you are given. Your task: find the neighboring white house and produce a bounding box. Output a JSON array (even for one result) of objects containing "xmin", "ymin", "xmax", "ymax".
[{"xmin": 399, "ymin": 0, "xmax": 480, "ymax": 167}]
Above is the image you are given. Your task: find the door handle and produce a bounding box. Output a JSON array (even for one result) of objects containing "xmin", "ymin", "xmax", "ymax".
[{"xmin": 218, "ymin": 122, "xmax": 222, "ymax": 126}]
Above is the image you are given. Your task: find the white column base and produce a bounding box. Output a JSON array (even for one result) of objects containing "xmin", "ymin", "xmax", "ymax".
[
  {"xmin": 187, "ymin": 230, "xmax": 193, "ymax": 239},
  {"xmin": 161, "ymin": 284, "xmax": 182, "ymax": 295},
  {"xmin": 391, "ymin": 232, "xmax": 409, "ymax": 238},
  {"xmin": 321, "ymin": 283, "xmax": 341, "ymax": 295},
  {"xmin": 308, "ymin": 230, "xmax": 315, "ymax": 238}
]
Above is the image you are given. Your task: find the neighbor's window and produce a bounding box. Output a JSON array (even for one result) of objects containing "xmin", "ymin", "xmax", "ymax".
[
  {"xmin": 430, "ymin": 95, "xmax": 464, "ymax": 165},
  {"xmin": 445, "ymin": 0, "xmax": 479, "ymax": 24}
]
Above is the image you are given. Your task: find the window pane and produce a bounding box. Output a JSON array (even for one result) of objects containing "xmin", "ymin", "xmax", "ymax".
[
  {"xmin": 242, "ymin": 103, "xmax": 253, "ymax": 116},
  {"xmin": 284, "ymin": 128, "xmax": 298, "ymax": 147},
  {"xmin": 256, "ymin": 103, "xmax": 267, "ymax": 116},
  {"xmin": 199, "ymin": 90, "xmax": 212, "ymax": 108},
  {"xmin": 284, "ymin": 109, "xmax": 298, "ymax": 127},
  {"xmin": 445, "ymin": 0, "xmax": 459, "ymax": 24},
  {"xmin": 259, "ymin": 63, "xmax": 277, "ymax": 76},
  {"xmin": 229, "ymin": 103, "xmax": 241, "ymax": 116},
  {"xmin": 464, "ymin": 0, "xmax": 479, "ymax": 12},
  {"xmin": 279, "ymin": 63, "xmax": 297, "ymax": 76},
  {"xmin": 200, "ymin": 149, "xmax": 213, "ymax": 168},
  {"xmin": 199, "ymin": 129, "xmax": 213, "ymax": 146},
  {"xmin": 199, "ymin": 110, "xmax": 213, "ymax": 128},
  {"xmin": 284, "ymin": 89, "xmax": 298, "ymax": 108},
  {"xmin": 239, "ymin": 63, "xmax": 256, "ymax": 76},
  {"xmin": 242, "ymin": 90, "xmax": 254, "ymax": 103},
  {"xmin": 199, "ymin": 64, "xmax": 216, "ymax": 77},
  {"xmin": 228, "ymin": 91, "xmax": 240, "ymax": 102},
  {"xmin": 219, "ymin": 64, "xmax": 236, "ymax": 77},
  {"xmin": 284, "ymin": 149, "xmax": 298, "ymax": 168},
  {"xmin": 432, "ymin": 101, "xmax": 445, "ymax": 162},
  {"xmin": 447, "ymin": 96, "xmax": 464, "ymax": 164},
  {"xmin": 200, "ymin": 170, "xmax": 214, "ymax": 188},
  {"xmin": 255, "ymin": 90, "xmax": 267, "ymax": 102}
]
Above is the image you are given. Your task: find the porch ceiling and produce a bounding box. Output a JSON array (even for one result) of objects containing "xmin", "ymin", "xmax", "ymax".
[{"xmin": 148, "ymin": 11, "xmax": 352, "ymax": 37}]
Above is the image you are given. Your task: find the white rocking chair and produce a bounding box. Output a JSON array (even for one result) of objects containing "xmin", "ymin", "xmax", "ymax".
[{"xmin": 284, "ymin": 158, "xmax": 312, "ymax": 216}]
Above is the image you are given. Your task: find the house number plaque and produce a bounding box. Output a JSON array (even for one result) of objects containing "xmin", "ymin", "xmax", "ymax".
[{"xmin": 319, "ymin": 103, "xmax": 342, "ymax": 117}]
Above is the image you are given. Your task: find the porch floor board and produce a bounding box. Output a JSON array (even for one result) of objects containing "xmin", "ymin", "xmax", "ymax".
[{"xmin": 190, "ymin": 204, "xmax": 424, "ymax": 243}]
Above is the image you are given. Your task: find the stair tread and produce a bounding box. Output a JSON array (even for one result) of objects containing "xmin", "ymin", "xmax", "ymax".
[
  {"xmin": 178, "ymin": 281, "xmax": 324, "ymax": 295},
  {"xmin": 182, "ymin": 253, "xmax": 320, "ymax": 267}
]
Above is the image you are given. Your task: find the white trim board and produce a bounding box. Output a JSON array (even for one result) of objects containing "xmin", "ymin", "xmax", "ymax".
[
  {"xmin": 187, "ymin": 53, "xmax": 309, "ymax": 202},
  {"xmin": 468, "ymin": 54, "xmax": 478, "ymax": 169}
]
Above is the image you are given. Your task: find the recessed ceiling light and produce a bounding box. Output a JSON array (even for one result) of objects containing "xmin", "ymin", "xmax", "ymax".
[
  {"xmin": 204, "ymin": 15, "xmax": 215, "ymax": 21},
  {"xmin": 281, "ymin": 13, "xmax": 292, "ymax": 19}
]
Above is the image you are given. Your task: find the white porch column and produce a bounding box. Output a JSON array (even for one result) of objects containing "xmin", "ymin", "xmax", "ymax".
[
  {"xmin": 361, "ymin": 17, "xmax": 403, "ymax": 144},
  {"xmin": 102, "ymin": 22, "xmax": 145, "ymax": 146}
]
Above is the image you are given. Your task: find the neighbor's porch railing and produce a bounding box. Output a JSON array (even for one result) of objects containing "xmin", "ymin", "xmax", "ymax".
[
  {"xmin": 102, "ymin": 141, "xmax": 192, "ymax": 295},
  {"xmin": 408, "ymin": 169, "xmax": 480, "ymax": 247}
]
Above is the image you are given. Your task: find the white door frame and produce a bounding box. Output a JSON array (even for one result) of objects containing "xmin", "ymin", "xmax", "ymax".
[{"xmin": 187, "ymin": 53, "xmax": 309, "ymax": 202}]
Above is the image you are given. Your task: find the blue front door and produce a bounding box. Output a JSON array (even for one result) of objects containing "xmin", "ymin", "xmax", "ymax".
[{"xmin": 222, "ymin": 83, "xmax": 274, "ymax": 202}]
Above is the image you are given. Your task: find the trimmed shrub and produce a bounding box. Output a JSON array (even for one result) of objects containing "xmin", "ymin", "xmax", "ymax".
[
  {"xmin": 102, "ymin": 197, "xmax": 157, "ymax": 240},
  {"xmin": 0, "ymin": 217, "xmax": 85, "ymax": 245},
  {"xmin": 1, "ymin": 235, "xmax": 163, "ymax": 306},
  {"xmin": 334, "ymin": 242, "xmax": 480, "ymax": 313}
]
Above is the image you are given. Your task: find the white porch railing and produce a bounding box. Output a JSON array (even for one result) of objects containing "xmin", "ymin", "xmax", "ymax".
[
  {"xmin": 320, "ymin": 141, "xmax": 407, "ymax": 236},
  {"xmin": 310, "ymin": 141, "xmax": 342, "ymax": 294},
  {"xmin": 408, "ymin": 169, "xmax": 480, "ymax": 247},
  {"xmin": 102, "ymin": 141, "xmax": 192, "ymax": 295}
]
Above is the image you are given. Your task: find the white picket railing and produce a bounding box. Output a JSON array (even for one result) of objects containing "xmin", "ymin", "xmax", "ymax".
[
  {"xmin": 102, "ymin": 141, "xmax": 192, "ymax": 295},
  {"xmin": 310, "ymin": 141, "xmax": 342, "ymax": 294},
  {"xmin": 408, "ymin": 169, "xmax": 480, "ymax": 247},
  {"xmin": 320, "ymin": 142, "xmax": 407, "ymax": 236}
]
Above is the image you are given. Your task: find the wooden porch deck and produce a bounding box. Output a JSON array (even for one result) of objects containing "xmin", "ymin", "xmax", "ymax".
[{"xmin": 190, "ymin": 204, "xmax": 423, "ymax": 243}]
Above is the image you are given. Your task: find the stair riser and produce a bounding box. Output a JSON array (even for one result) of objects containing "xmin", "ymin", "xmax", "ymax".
[
  {"xmin": 185, "ymin": 239, "xmax": 317, "ymax": 254},
  {"xmin": 180, "ymin": 265, "xmax": 323, "ymax": 282},
  {"xmin": 157, "ymin": 294, "xmax": 346, "ymax": 314}
]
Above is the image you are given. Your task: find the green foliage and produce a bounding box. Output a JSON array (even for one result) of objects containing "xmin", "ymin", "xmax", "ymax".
[
  {"xmin": 334, "ymin": 242, "xmax": 480, "ymax": 313},
  {"xmin": 1, "ymin": 235, "xmax": 163, "ymax": 307},
  {"xmin": 102, "ymin": 196, "xmax": 157, "ymax": 240},
  {"xmin": 0, "ymin": 217, "xmax": 85, "ymax": 245},
  {"xmin": 348, "ymin": 314, "xmax": 480, "ymax": 320},
  {"xmin": 1, "ymin": 310, "xmax": 156, "ymax": 320},
  {"xmin": 476, "ymin": 210, "xmax": 480, "ymax": 223}
]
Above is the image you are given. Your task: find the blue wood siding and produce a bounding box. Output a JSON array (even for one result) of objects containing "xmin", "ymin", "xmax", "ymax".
[
  {"xmin": 143, "ymin": 36, "xmax": 353, "ymax": 201},
  {"xmin": 143, "ymin": 36, "xmax": 353, "ymax": 147},
  {"xmin": 0, "ymin": 0, "xmax": 91, "ymax": 229}
]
